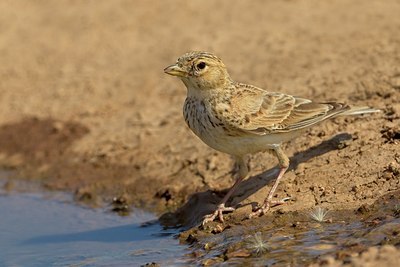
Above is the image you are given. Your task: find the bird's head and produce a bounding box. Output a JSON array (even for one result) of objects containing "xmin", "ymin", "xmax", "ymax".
[{"xmin": 164, "ymin": 51, "xmax": 232, "ymax": 92}]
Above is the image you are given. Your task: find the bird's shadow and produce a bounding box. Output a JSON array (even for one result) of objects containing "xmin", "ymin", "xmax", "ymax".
[{"xmin": 159, "ymin": 133, "xmax": 352, "ymax": 228}]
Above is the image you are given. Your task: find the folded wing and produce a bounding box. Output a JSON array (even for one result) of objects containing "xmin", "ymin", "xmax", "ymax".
[{"xmin": 228, "ymin": 84, "xmax": 350, "ymax": 134}]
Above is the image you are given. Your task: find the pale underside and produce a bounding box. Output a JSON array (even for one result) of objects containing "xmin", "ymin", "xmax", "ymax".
[{"xmin": 184, "ymin": 82, "xmax": 350, "ymax": 157}]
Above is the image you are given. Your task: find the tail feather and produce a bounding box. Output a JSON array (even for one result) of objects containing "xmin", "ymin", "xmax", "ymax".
[{"xmin": 338, "ymin": 106, "xmax": 380, "ymax": 116}]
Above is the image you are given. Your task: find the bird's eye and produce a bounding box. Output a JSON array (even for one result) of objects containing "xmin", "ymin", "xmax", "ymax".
[{"xmin": 197, "ymin": 62, "xmax": 206, "ymax": 70}]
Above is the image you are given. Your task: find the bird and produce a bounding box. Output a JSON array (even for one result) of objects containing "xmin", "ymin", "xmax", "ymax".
[{"xmin": 164, "ymin": 51, "xmax": 379, "ymax": 225}]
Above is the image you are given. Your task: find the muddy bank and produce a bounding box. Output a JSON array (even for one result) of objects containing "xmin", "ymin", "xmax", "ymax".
[
  {"xmin": 177, "ymin": 190, "xmax": 400, "ymax": 265},
  {"xmin": 0, "ymin": 0, "xmax": 399, "ymax": 265}
]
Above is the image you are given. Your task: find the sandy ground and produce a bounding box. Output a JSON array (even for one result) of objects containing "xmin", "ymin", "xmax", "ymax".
[{"xmin": 0, "ymin": 0, "xmax": 399, "ymax": 265}]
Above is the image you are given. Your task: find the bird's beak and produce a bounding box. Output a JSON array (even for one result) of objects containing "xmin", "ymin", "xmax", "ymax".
[{"xmin": 164, "ymin": 64, "xmax": 187, "ymax": 77}]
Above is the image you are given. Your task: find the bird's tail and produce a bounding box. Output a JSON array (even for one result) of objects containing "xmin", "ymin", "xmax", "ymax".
[{"xmin": 338, "ymin": 106, "xmax": 381, "ymax": 116}]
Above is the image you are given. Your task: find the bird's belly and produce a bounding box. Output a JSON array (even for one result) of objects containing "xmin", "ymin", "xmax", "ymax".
[
  {"xmin": 193, "ymin": 127, "xmax": 302, "ymax": 156},
  {"xmin": 183, "ymin": 99, "xmax": 302, "ymax": 156}
]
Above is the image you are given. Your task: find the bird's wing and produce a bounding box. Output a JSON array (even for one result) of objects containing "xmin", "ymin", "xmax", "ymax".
[{"xmin": 226, "ymin": 83, "xmax": 349, "ymax": 134}]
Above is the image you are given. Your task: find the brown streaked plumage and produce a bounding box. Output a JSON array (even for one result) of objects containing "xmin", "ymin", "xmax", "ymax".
[{"xmin": 164, "ymin": 51, "xmax": 379, "ymax": 225}]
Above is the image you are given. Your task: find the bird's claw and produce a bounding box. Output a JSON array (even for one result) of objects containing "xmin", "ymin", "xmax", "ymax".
[
  {"xmin": 202, "ymin": 204, "xmax": 235, "ymax": 226},
  {"xmin": 248, "ymin": 197, "xmax": 291, "ymax": 219},
  {"xmin": 248, "ymin": 204, "xmax": 270, "ymax": 218}
]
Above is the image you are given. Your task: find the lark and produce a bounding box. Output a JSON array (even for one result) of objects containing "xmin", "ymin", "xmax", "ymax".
[{"xmin": 164, "ymin": 51, "xmax": 379, "ymax": 225}]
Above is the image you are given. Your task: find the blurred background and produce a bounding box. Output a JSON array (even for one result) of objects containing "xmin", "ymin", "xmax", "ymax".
[{"xmin": 0, "ymin": 0, "xmax": 398, "ymax": 211}]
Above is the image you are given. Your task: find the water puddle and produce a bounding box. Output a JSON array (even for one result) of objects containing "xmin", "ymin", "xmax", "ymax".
[
  {"xmin": 1, "ymin": 170, "xmax": 399, "ymax": 266},
  {"xmin": 0, "ymin": 185, "xmax": 189, "ymax": 266}
]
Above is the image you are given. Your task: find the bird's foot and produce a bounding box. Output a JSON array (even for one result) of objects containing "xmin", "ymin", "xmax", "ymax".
[
  {"xmin": 202, "ymin": 204, "xmax": 235, "ymax": 226},
  {"xmin": 248, "ymin": 197, "xmax": 290, "ymax": 219}
]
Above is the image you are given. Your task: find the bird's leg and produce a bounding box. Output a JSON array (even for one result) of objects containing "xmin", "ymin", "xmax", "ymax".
[
  {"xmin": 249, "ymin": 147, "xmax": 290, "ymax": 218},
  {"xmin": 202, "ymin": 156, "xmax": 248, "ymax": 225}
]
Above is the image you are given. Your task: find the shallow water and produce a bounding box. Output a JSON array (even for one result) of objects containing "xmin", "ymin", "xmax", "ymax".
[
  {"xmin": 0, "ymin": 191, "xmax": 188, "ymax": 266},
  {"xmin": 1, "ymin": 172, "xmax": 399, "ymax": 266}
]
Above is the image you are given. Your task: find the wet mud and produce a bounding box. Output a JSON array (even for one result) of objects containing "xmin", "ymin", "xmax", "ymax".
[{"xmin": 179, "ymin": 190, "xmax": 400, "ymax": 266}]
